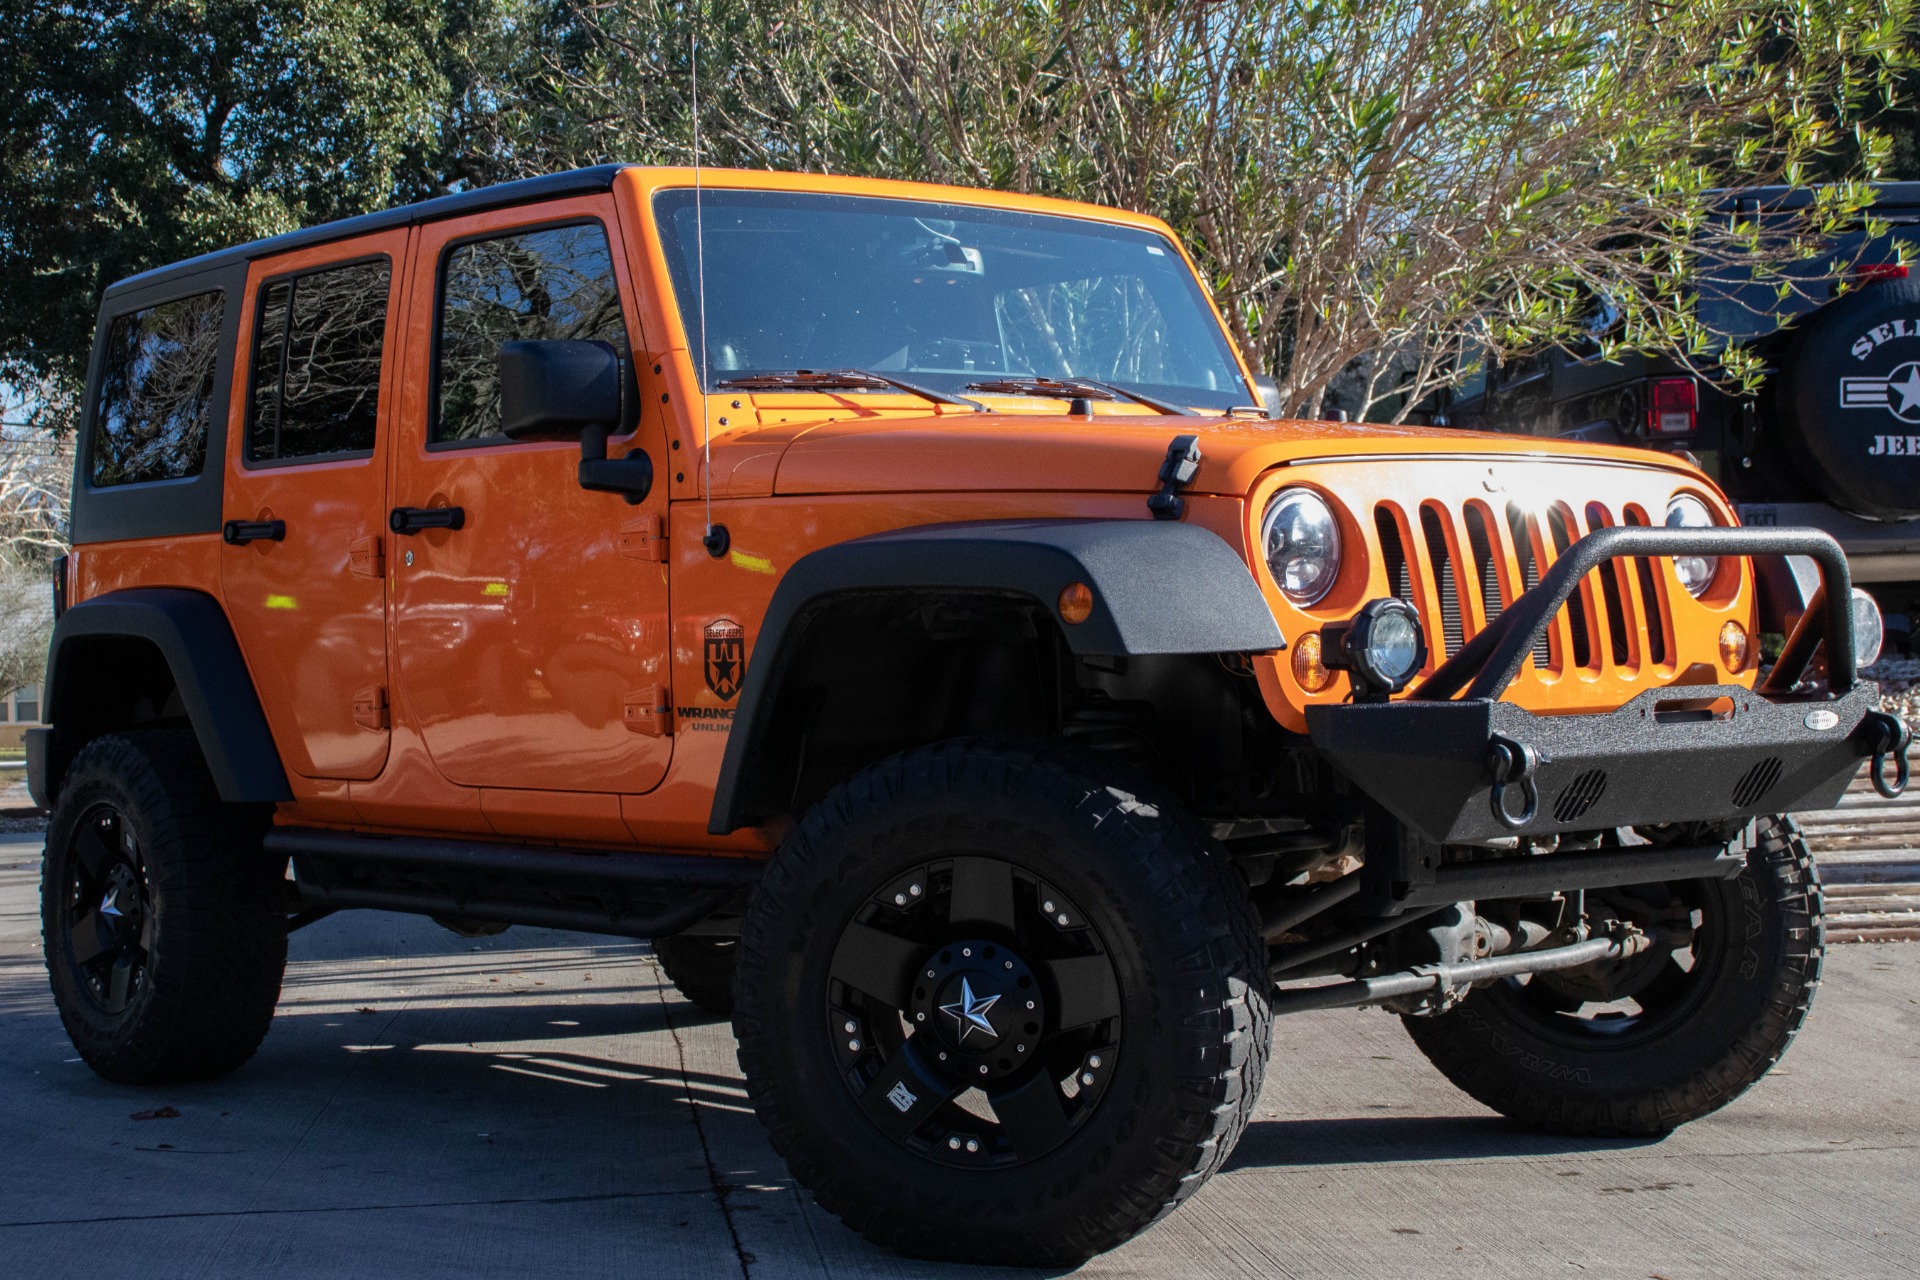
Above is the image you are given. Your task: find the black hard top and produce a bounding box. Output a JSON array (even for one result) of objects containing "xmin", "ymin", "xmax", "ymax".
[
  {"xmin": 1708, "ymin": 181, "xmax": 1920, "ymax": 215},
  {"xmin": 105, "ymin": 165, "xmax": 632, "ymax": 299}
]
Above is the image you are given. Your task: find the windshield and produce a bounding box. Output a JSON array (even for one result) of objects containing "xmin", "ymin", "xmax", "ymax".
[{"xmin": 654, "ymin": 189, "xmax": 1251, "ymax": 410}]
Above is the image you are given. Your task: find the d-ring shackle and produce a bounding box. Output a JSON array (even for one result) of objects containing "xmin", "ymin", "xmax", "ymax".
[
  {"xmin": 1864, "ymin": 711, "xmax": 1912, "ymax": 800},
  {"xmin": 1487, "ymin": 733, "xmax": 1540, "ymax": 829}
]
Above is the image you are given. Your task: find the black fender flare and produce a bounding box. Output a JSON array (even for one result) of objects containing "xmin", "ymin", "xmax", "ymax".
[
  {"xmin": 39, "ymin": 587, "xmax": 292, "ymax": 806},
  {"xmin": 707, "ymin": 519, "xmax": 1286, "ymax": 834}
]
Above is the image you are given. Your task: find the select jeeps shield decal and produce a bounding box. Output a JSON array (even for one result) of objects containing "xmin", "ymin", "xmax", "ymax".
[{"xmin": 704, "ymin": 619, "xmax": 745, "ymax": 701}]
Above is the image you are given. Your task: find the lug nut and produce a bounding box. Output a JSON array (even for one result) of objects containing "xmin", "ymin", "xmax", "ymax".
[
  {"xmin": 1026, "ymin": 1001, "xmax": 1035, "ymax": 1010},
  {"xmin": 962, "ymin": 947, "xmax": 972, "ymax": 957},
  {"xmin": 844, "ymin": 1019, "xmax": 856, "ymax": 1034},
  {"xmin": 848, "ymin": 1039, "xmax": 861, "ymax": 1052},
  {"xmin": 1004, "ymin": 960, "xmax": 1013, "ymax": 969},
  {"xmin": 1015, "ymin": 1044, "xmax": 1026, "ymax": 1053},
  {"xmin": 915, "ymin": 1012, "xmax": 926, "ymax": 1022},
  {"xmin": 909, "ymin": 883, "xmax": 923, "ymax": 896},
  {"xmin": 1043, "ymin": 900, "xmax": 1056, "ymax": 913},
  {"xmin": 1081, "ymin": 1072, "xmax": 1095, "ymax": 1086},
  {"xmin": 894, "ymin": 893, "xmax": 907, "ymax": 905},
  {"xmin": 1088, "ymin": 1055, "xmax": 1102, "ymax": 1068},
  {"xmin": 965, "ymin": 1139, "xmax": 980, "ymax": 1153},
  {"xmin": 1056, "ymin": 914, "xmax": 1069, "ymax": 926},
  {"xmin": 948, "ymin": 1136, "xmax": 962, "ymax": 1150},
  {"xmin": 979, "ymin": 1065, "xmax": 989, "ymax": 1075}
]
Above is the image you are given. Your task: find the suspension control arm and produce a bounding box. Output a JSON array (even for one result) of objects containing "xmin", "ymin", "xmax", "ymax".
[{"xmin": 1268, "ymin": 928, "xmax": 1652, "ymax": 1018}]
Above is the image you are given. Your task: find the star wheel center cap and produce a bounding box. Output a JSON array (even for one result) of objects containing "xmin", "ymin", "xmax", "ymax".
[
  {"xmin": 939, "ymin": 976, "xmax": 1002, "ymax": 1045},
  {"xmin": 908, "ymin": 939, "xmax": 1045, "ymax": 1082}
]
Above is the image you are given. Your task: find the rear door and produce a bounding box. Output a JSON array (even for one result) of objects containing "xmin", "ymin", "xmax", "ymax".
[
  {"xmin": 222, "ymin": 233, "xmax": 401, "ymax": 780},
  {"xmin": 386, "ymin": 199, "xmax": 674, "ymax": 797}
]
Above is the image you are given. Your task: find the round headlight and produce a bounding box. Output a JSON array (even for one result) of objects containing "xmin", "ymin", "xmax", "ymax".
[
  {"xmin": 1261, "ymin": 487, "xmax": 1342, "ymax": 605},
  {"xmin": 1664, "ymin": 493, "xmax": 1719, "ymax": 597}
]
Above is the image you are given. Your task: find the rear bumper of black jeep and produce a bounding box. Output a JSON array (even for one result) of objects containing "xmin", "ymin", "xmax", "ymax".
[{"xmin": 1306, "ymin": 526, "xmax": 1911, "ymax": 846}]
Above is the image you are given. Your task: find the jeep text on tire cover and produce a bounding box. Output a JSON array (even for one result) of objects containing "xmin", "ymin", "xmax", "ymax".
[{"xmin": 34, "ymin": 167, "xmax": 1914, "ymax": 1267}]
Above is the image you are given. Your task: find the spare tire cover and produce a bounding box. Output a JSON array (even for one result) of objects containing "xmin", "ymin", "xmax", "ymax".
[{"xmin": 1774, "ymin": 275, "xmax": 1920, "ymax": 519}]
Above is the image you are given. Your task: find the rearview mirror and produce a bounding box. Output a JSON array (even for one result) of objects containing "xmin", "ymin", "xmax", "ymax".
[{"xmin": 497, "ymin": 339, "xmax": 652, "ymax": 504}]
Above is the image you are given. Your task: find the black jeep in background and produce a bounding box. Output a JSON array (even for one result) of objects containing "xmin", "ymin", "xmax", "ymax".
[{"xmin": 1420, "ymin": 183, "xmax": 1920, "ymax": 655}]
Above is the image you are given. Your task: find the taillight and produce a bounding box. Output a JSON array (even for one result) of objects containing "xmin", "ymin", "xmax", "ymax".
[
  {"xmin": 1646, "ymin": 378, "xmax": 1697, "ymax": 436},
  {"xmin": 1855, "ymin": 262, "xmax": 1909, "ymax": 286},
  {"xmin": 51, "ymin": 554, "xmax": 67, "ymax": 621}
]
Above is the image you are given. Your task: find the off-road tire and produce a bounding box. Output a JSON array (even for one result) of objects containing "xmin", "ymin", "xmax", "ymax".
[
  {"xmin": 1403, "ymin": 815, "xmax": 1821, "ymax": 1136},
  {"xmin": 42, "ymin": 731, "xmax": 286, "ymax": 1085},
  {"xmin": 732, "ymin": 739, "xmax": 1271, "ymax": 1267},
  {"xmin": 651, "ymin": 935, "xmax": 736, "ymax": 1016}
]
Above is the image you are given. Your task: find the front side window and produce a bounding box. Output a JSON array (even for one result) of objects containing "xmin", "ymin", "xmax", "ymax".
[
  {"xmin": 91, "ymin": 291, "xmax": 224, "ymax": 487},
  {"xmin": 249, "ymin": 258, "xmax": 391, "ymax": 462},
  {"xmin": 654, "ymin": 189, "xmax": 1251, "ymax": 409},
  {"xmin": 434, "ymin": 223, "xmax": 628, "ymax": 443}
]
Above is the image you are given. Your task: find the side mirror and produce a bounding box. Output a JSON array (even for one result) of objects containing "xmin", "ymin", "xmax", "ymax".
[
  {"xmin": 1251, "ymin": 374, "xmax": 1283, "ymax": 418},
  {"xmin": 498, "ymin": 339, "xmax": 652, "ymax": 504}
]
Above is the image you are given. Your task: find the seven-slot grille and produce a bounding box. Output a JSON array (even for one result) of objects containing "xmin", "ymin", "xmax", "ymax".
[{"xmin": 1369, "ymin": 497, "xmax": 1673, "ymax": 677}]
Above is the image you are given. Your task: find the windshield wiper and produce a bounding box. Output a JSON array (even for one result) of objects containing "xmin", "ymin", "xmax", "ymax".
[
  {"xmin": 714, "ymin": 368, "xmax": 985, "ymax": 412},
  {"xmin": 962, "ymin": 376, "xmax": 1196, "ymax": 417}
]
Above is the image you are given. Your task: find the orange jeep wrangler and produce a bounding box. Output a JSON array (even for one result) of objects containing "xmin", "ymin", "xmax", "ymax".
[{"xmin": 36, "ymin": 166, "xmax": 1913, "ymax": 1266}]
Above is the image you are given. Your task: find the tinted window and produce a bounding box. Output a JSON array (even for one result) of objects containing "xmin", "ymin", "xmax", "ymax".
[
  {"xmin": 91, "ymin": 292, "xmax": 224, "ymax": 487},
  {"xmin": 249, "ymin": 259, "xmax": 391, "ymax": 461},
  {"xmin": 435, "ymin": 223, "xmax": 627, "ymax": 442}
]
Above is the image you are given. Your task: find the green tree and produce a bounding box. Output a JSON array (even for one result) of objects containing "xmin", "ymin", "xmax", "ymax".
[
  {"xmin": 0, "ymin": 0, "xmax": 502, "ymax": 430},
  {"xmin": 522, "ymin": 0, "xmax": 1920, "ymax": 418}
]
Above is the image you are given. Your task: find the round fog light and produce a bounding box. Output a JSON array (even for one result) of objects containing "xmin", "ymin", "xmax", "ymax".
[
  {"xmin": 1326, "ymin": 598, "xmax": 1428, "ymax": 700},
  {"xmin": 1292, "ymin": 632, "xmax": 1334, "ymax": 692},
  {"xmin": 1718, "ymin": 620, "xmax": 1749, "ymax": 673},
  {"xmin": 1851, "ymin": 588, "xmax": 1884, "ymax": 669}
]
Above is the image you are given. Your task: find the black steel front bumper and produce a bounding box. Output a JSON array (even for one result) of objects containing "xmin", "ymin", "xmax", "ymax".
[{"xmin": 1307, "ymin": 526, "xmax": 1912, "ymax": 846}]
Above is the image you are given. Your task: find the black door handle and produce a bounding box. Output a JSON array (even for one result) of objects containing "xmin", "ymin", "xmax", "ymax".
[
  {"xmin": 223, "ymin": 519, "xmax": 286, "ymax": 545},
  {"xmin": 389, "ymin": 506, "xmax": 466, "ymax": 535}
]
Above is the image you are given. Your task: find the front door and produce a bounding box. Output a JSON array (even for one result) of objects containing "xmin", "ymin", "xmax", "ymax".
[
  {"xmin": 388, "ymin": 200, "xmax": 674, "ymax": 795},
  {"xmin": 223, "ymin": 232, "xmax": 402, "ymax": 780}
]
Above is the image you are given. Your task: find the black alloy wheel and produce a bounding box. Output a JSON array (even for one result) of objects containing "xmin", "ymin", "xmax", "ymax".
[
  {"xmin": 58, "ymin": 805, "xmax": 155, "ymax": 1016},
  {"xmin": 1404, "ymin": 816, "xmax": 1822, "ymax": 1136},
  {"xmin": 43, "ymin": 731, "xmax": 286, "ymax": 1085},
  {"xmin": 826, "ymin": 856, "xmax": 1121, "ymax": 1167},
  {"xmin": 734, "ymin": 739, "xmax": 1271, "ymax": 1266}
]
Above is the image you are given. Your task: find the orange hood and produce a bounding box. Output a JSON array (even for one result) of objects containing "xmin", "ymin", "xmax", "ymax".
[{"xmin": 702, "ymin": 410, "xmax": 1712, "ymax": 501}]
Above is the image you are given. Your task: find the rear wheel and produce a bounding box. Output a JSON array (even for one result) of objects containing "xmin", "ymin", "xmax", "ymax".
[
  {"xmin": 42, "ymin": 731, "xmax": 286, "ymax": 1085},
  {"xmin": 1404, "ymin": 816, "xmax": 1820, "ymax": 1135},
  {"xmin": 651, "ymin": 935, "xmax": 737, "ymax": 1015},
  {"xmin": 733, "ymin": 740, "xmax": 1270, "ymax": 1266}
]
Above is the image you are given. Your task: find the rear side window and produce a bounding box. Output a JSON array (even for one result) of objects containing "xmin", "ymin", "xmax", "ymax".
[
  {"xmin": 91, "ymin": 291, "xmax": 225, "ymax": 487},
  {"xmin": 434, "ymin": 223, "xmax": 627, "ymax": 443},
  {"xmin": 249, "ymin": 258, "xmax": 391, "ymax": 462}
]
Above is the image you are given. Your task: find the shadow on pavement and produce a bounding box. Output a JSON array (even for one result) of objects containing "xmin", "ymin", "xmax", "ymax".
[{"xmin": 1224, "ymin": 1112, "xmax": 1660, "ymax": 1171}]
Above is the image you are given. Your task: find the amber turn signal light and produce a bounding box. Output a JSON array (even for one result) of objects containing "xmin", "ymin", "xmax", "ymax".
[
  {"xmin": 1292, "ymin": 631, "xmax": 1334, "ymax": 692},
  {"xmin": 1719, "ymin": 620, "xmax": 1749, "ymax": 673},
  {"xmin": 1058, "ymin": 582, "xmax": 1094, "ymax": 625}
]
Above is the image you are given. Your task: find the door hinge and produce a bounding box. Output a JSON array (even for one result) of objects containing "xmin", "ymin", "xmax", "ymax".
[
  {"xmin": 349, "ymin": 534, "xmax": 386, "ymax": 579},
  {"xmin": 619, "ymin": 515, "xmax": 667, "ymax": 562},
  {"xmin": 353, "ymin": 685, "xmax": 389, "ymax": 731},
  {"xmin": 623, "ymin": 685, "xmax": 672, "ymax": 736}
]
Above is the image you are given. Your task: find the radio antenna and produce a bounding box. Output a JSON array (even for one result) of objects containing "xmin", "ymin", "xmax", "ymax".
[{"xmin": 693, "ymin": 28, "xmax": 726, "ymax": 558}]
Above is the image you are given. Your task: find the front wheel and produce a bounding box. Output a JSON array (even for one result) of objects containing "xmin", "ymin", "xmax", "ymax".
[
  {"xmin": 732, "ymin": 740, "xmax": 1270, "ymax": 1266},
  {"xmin": 1404, "ymin": 815, "xmax": 1821, "ymax": 1136}
]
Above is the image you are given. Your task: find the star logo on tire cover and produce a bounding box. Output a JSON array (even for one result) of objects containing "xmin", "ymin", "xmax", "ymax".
[
  {"xmin": 940, "ymin": 977, "xmax": 1001, "ymax": 1043},
  {"xmin": 1840, "ymin": 359, "xmax": 1920, "ymax": 423}
]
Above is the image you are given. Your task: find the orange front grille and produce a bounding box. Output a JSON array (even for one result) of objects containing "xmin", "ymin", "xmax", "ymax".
[
  {"xmin": 1252, "ymin": 457, "xmax": 1757, "ymax": 729},
  {"xmin": 1372, "ymin": 496, "xmax": 1678, "ymax": 681}
]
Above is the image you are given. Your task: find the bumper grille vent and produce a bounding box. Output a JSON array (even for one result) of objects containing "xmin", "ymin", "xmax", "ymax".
[
  {"xmin": 1732, "ymin": 756, "xmax": 1784, "ymax": 809},
  {"xmin": 1552, "ymin": 769, "xmax": 1609, "ymax": 823}
]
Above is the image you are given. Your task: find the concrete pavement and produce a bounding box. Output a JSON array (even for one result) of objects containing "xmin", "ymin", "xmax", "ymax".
[{"xmin": 2, "ymin": 830, "xmax": 1918, "ymax": 1279}]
